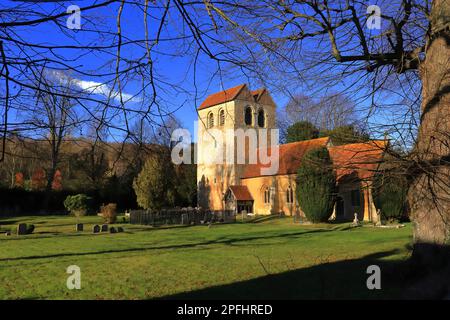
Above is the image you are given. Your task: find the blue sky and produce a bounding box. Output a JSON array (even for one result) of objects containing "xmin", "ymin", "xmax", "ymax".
[{"xmin": 3, "ymin": 0, "xmax": 418, "ymax": 146}]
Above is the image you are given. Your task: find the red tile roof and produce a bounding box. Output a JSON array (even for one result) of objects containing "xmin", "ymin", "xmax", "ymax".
[
  {"xmin": 329, "ymin": 140, "xmax": 387, "ymax": 181},
  {"xmin": 241, "ymin": 137, "xmax": 331, "ymax": 178},
  {"xmin": 229, "ymin": 185, "xmax": 254, "ymax": 201},
  {"xmin": 198, "ymin": 84, "xmax": 246, "ymax": 110}
]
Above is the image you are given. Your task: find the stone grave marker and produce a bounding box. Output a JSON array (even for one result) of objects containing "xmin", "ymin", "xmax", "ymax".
[
  {"xmin": 17, "ymin": 223, "xmax": 27, "ymax": 235},
  {"xmin": 92, "ymin": 225, "xmax": 100, "ymax": 233}
]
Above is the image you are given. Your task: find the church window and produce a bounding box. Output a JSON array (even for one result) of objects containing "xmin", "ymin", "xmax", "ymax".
[
  {"xmin": 219, "ymin": 109, "xmax": 225, "ymax": 126},
  {"xmin": 264, "ymin": 187, "xmax": 271, "ymax": 204},
  {"xmin": 286, "ymin": 186, "xmax": 294, "ymax": 203},
  {"xmin": 244, "ymin": 106, "xmax": 252, "ymax": 126},
  {"xmin": 351, "ymin": 190, "xmax": 361, "ymax": 207},
  {"xmin": 257, "ymin": 109, "xmax": 265, "ymax": 127},
  {"xmin": 208, "ymin": 112, "xmax": 214, "ymax": 128}
]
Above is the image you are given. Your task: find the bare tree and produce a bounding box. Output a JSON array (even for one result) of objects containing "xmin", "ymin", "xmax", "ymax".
[
  {"xmin": 32, "ymin": 73, "xmax": 78, "ymax": 192},
  {"xmin": 0, "ymin": 0, "xmax": 447, "ymax": 264},
  {"xmin": 278, "ymin": 93, "xmax": 360, "ymax": 142},
  {"xmin": 184, "ymin": 0, "xmax": 449, "ymax": 260}
]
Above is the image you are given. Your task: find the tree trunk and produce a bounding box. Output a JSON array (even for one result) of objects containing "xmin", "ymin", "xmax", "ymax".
[{"xmin": 408, "ymin": 0, "xmax": 450, "ymax": 265}]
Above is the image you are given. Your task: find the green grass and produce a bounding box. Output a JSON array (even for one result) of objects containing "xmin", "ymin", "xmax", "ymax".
[{"xmin": 0, "ymin": 215, "xmax": 413, "ymax": 300}]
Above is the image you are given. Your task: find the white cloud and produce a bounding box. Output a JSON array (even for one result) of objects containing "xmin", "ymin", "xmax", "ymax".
[
  {"xmin": 74, "ymin": 79, "xmax": 141, "ymax": 103},
  {"xmin": 48, "ymin": 70, "xmax": 141, "ymax": 103}
]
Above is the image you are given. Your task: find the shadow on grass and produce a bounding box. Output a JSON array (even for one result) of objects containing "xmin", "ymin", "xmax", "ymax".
[
  {"xmin": 0, "ymin": 228, "xmax": 335, "ymax": 262},
  {"xmin": 159, "ymin": 244, "xmax": 450, "ymax": 300},
  {"xmin": 158, "ymin": 249, "xmax": 408, "ymax": 300}
]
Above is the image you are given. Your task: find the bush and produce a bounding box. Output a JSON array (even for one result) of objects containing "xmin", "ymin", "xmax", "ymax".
[
  {"xmin": 64, "ymin": 194, "xmax": 91, "ymax": 216},
  {"xmin": 286, "ymin": 121, "xmax": 319, "ymax": 143},
  {"xmin": 373, "ymin": 173, "xmax": 408, "ymax": 222},
  {"xmin": 296, "ymin": 147, "xmax": 336, "ymax": 223},
  {"xmin": 100, "ymin": 203, "xmax": 117, "ymax": 224}
]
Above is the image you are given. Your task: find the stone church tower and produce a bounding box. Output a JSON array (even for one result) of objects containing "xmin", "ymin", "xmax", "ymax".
[{"xmin": 196, "ymin": 84, "xmax": 276, "ymax": 210}]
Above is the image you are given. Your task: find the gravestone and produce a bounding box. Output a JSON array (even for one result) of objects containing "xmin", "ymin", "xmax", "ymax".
[
  {"xmin": 5, "ymin": 232, "xmax": 11, "ymax": 236},
  {"xmin": 101, "ymin": 224, "xmax": 109, "ymax": 232},
  {"xmin": 76, "ymin": 223, "xmax": 83, "ymax": 232},
  {"xmin": 117, "ymin": 227, "xmax": 124, "ymax": 233},
  {"xmin": 17, "ymin": 223, "xmax": 27, "ymax": 235},
  {"xmin": 92, "ymin": 225, "xmax": 100, "ymax": 233},
  {"xmin": 352, "ymin": 213, "xmax": 360, "ymax": 226},
  {"xmin": 109, "ymin": 227, "xmax": 117, "ymax": 234},
  {"xmin": 375, "ymin": 209, "xmax": 382, "ymax": 226},
  {"xmin": 181, "ymin": 213, "xmax": 188, "ymax": 225}
]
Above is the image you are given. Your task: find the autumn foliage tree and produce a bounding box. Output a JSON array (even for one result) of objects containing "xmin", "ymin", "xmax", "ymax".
[
  {"xmin": 31, "ymin": 168, "xmax": 46, "ymax": 191},
  {"xmin": 14, "ymin": 172, "xmax": 24, "ymax": 188},
  {"xmin": 51, "ymin": 169, "xmax": 63, "ymax": 191}
]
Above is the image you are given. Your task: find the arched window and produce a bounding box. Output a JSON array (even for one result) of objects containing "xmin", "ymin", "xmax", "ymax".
[
  {"xmin": 244, "ymin": 106, "xmax": 252, "ymax": 126},
  {"xmin": 208, "ymin": 112, "xmax": 214, "ymax": 128},
  {"xmin": 286, "ymin": 186, "xmax": 294, "ymax": 204},
  {"xmin": 257, "ymin": 109, "xmax": 265, "ymax": 128},
  {"xmin": 219, "ymin": 109, "xmax": 225, "ymax": 126},
  {"xmin": 264, "ymin": 187, "xmax": 271, "ymax": 204}
]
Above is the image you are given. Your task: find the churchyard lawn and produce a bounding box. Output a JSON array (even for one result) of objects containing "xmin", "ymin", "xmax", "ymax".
[{"xmin": 0, "ymin": 215, "xmax": 412, "ymax": 299}]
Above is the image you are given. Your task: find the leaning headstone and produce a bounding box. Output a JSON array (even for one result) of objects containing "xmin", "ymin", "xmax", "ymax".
[
  {"xmin": 109, "ymin": 227, "xmax": 117, "ymax": 234},
  {"xmin": 92, "ymin": 225, "xmax": 100, "ymax": 233},
  {"xmin": 17, "ymin": 223, "xmax": 27, "ymax": 235},
  {"xmin": 117, "ymin": 227, "xmax": 124, "ymax": 233},
  {"xmin": 76, "ymin": 223, "xmax": 83, "ymax": 232},
  {"xmin": 101, "ymin": 224, "xmax": 109, "ymax": 232}
]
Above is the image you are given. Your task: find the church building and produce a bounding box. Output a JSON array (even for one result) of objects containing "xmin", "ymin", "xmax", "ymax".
[{"xmin": 196, "ymin": 84, "xmax": 386, "ymax": 222}]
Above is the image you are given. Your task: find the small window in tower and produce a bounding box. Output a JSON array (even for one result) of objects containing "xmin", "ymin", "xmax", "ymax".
[
  {"xmin": 257, "ymin": 109, "xmax": 265, "ymax": 127},
  {"xmin": 244, "ymin": 106, "xmax": 252, "ymax": 126},
  {"xmin": 208, "ymin": 112, "xmax": 214, "ymax": 128},
  {"xmin": 219, "ymin": 109, "xmax": 225, "ymax": 126}
]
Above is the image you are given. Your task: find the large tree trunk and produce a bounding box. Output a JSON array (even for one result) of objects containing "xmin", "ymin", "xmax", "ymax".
[{"xmin": 408, "ymin": 0, "xmax": 450, "ymax": 265}]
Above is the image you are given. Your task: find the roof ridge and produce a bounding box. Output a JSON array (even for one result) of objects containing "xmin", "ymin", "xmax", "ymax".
[
  {"xmin": 198, "ymin": 84, "xmax": 247, "ymax": 110},
  {"xmin": 328, "ymin": 140, "xmax": 387, "ymax": 149},
  {"xmin": 280, "ymin": 136, "xmax": 330, "ymax": 147}
]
